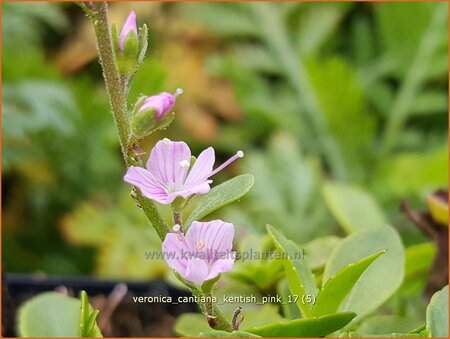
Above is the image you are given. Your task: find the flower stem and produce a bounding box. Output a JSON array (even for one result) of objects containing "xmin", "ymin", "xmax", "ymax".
[
  {"xmin": 192, "ymin": 289, "xmax": 232, "ymax": 332},
  {"xmin": 88, "ymin": 2, "xmax": 169, "ymax": 240}
]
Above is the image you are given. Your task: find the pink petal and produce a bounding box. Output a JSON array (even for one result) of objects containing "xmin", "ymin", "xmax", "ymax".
[
  {"xmin": 146, "ymin": 139, "xmax": 191, "ymax": 188},
  {"xmin": 184, "ymin": 147, "xmax": 215, "ymax": 186},
  {"xmin": 172, "ymin": 181, "xmax": 212, "ymax": 200},
  {"xmin": 184, "ymin": 258, "xmax": 209, "ymax": 285},
  {"xmin": 118, "ymin": 11, "xmax": 137, "ymax": 50},
  {"xmin": 186, "ymin": 220, "xmax": 235, "ymax": 259},
  {"xmin": 162, "ymin": 233, "xmax": 191, "ymax": 276},
  {"xmin": 206, "ymin": 255, "xmax": 236, "ymax": 281},
  {"xmin": 124, "ymin": 166, "xmax": 172, "ymax": 204}
]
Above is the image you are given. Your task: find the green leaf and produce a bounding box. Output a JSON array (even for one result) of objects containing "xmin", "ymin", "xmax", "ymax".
[
  {"xmin": 174, "ymin": 313, "xmax": 210, "ymax": 337},
  {"xmin": 426, "ymin": 285, "xmax": 448, "ymax": 337},
  {"xmin": 312, "ymin": 250, "xmax": 385, "ymax": 316},
  {"xmin": 17, "ymin": 291, "xmax": 101, "ymax": 337},
  {"xmin": 323, "ymin": 225, "xmax": 404, "ymax": 322},
  {"xmin": 246, "ymin": 312, "xmax": 356, "ymax": 337},
  {"xmin": 186, "ymin": 174, "xmax": 254, "ymax": 226},
  {"xmin": 79, "ymin": 291, "xmax": 102, "ymax": 337},
  {"xmin": 266, "ymin": 224, "xmax": 317, "ymax": 317},
  {"xmin": 355, "ymin": 315, "xmax": 424, "ymax": 336},
  {"xmin": 322, "ymin": 182, "xmax": 387, "ymax": 234},
  {"xmin": 199, "ymin": 330, "xmax": 261, "ymax": 337},
  {"xmin": 340, "ymin": 332, "xmax": 422, "ymax": 338},
  {"xmin": 303, "ymin": 236, "xmax": 341, "ymax": 270},
  {"xmin": 277, "ymin": 278, "xmax": 301, "ymax": 319},
  {"xmin": 405, "ymin": 243, "xmax": 436, "ymax": 279}
]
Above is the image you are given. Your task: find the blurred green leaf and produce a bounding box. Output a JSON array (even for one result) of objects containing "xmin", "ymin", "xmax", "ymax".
[
  {"xmin": 323, "ymin": 182, "xmax": 387, "ymax": 234},
  {"xmin": 323, "ymin": 225, "xmax": 404, "ymax": 323},
  {"xmin": 426, "ymin": 285, "xmax": 448, "ymax": 337},
  {"xmin": 313, "ymin": 250, "xmax": 385, "ymax": 317},
  {"xmin": 17, "ymin": 291, "xmax": 101, "ymax": 337},
  {"xmin": 267, "ymin": 224, "xmax": 317, "ymax": 317}
]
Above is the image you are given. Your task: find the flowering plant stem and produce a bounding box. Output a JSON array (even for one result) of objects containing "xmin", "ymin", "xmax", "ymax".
[
  {"xmin": 192, "ymin": 289, "xmax": 232, "ymax": 331},
  {"xmin": 87, "ymin": 2, "xmax": 169, "ymax": 241},
  {"xmin": 86, "ymin": 2, "xmax": 232, "ymax": 331}
]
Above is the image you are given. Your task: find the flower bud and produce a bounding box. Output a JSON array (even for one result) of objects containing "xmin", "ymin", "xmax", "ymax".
[
  {"xmin": 130, "ymin": 89, "xmax": 183, "ymax": 139},
  {"xmin": 119, "ymin": 11, "xmax": 137, "ymax": 51},
  {"xmin": 112, "ymin": 11, "xmax": 148, "ymax": 77}
]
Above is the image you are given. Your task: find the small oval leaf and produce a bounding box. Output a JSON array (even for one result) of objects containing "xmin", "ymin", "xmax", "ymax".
[{"xmin": 186, "ymin": 174, "xmax": 254, "ymax": 226}]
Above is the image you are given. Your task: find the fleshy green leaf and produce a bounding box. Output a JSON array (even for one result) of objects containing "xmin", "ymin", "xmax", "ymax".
[
  {"xmin": 245, "ymin": 312, "xmax": 356, "ymax": 337},
  {"xmin": 426, "ymin": 285, "xmax": 448, "ymax": 337},
  {"xmin": 186, "ymin": 174, "xmax": 254, "ymax": 226},
  {"xmin": 79, "ymin": 291, "xmax": 102, "ymax": 337},
  {"xmin": 267, "ymin": 224, "xmax": 317, "ymax": 317},
  {"xmin": 323, "ymin": 225, "xmax": 404, "ymax": 323},
  {"xmin": 312, "ymin": 250, "xmax": 385, "ymax": 316},
  {"xmin": 322, "ymin": 182, "xmax": 387, "ymax": 234},
  {"xmin": 17, "ymin": 291, "xmax": 102, "ymax": 337}
]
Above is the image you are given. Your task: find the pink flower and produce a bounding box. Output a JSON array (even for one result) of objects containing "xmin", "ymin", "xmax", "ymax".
[
  {"xmin": 124, "ymin": 138, "xmax": 244, "ymax": 204},
  {"xmin": 138, "ymin": 89, "xmax": 183, "ymax": 120},
  {"xmin": 162, "ymin": 220, "xmax": 235, "ymax": 285},
  {"xmin": 119, "ymin": 11, "xmax": 137, "ymax": 51}
]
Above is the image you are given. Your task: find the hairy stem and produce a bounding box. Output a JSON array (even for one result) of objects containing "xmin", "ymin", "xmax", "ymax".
[
  {"xmin": 192, "ymin": 289, "xmax": 232, "ymax": 332},
  {"xmin": 89, "ymin": 2, "xmax": 169, "ymax": 240}
]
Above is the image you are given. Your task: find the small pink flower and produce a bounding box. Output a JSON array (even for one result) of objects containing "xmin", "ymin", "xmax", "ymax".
[
  {"xmin": 139, "ymin": 89, "xmax": 183, "ymax": 120},
  {"xmin": 119, "ymin": 11, "xmax": 137, "ymax": 51},
  {"xmin": 162, "ymin": 220, "xmax": 236, "ymax": 285},
  {"xmin": 124, "ymin": 138, "xmax": 244, "ymax": 204}
]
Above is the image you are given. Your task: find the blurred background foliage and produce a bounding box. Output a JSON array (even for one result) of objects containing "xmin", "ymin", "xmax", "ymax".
[{"xmin": 2, "ymin": 0, "xmax": 448, "ymax": 327}]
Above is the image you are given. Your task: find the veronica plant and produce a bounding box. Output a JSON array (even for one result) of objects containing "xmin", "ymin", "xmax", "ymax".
[
  {"xmin": 81, "ymin": 2, "xmax": 252, "ymax": 331},
  {"xmin": 78, "ymin": 3, "xmax": 448, "ymax": 337}
]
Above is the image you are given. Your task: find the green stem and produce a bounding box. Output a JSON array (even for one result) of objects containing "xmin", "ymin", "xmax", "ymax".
[
  {"xmin": 379, "ymin": 4, "xmax": 447, "ymax": 156},
  {"xmin": 192, "ymin": 289, "xmax": 232, "ymax": 332},
  {"xmin": 249, "ymin": 2, "xmax": 347, "ymax": 180},
  {"xmin": 89, "ymin": 2, "xmax": 169, "ymax": 240}
]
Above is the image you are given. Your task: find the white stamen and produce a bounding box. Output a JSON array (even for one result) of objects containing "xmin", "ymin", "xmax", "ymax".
[
  {"xmin": 179, "ymin": 159, "xmax": 190, "ymax": 168},
  {"xmin": 208, "ymin": 150, "xmax": 245, "ymax": 178},
  {"xmin": 173, "ymin": 224, "xmax": 181, "ymax": 232},
  {"xmin": 174, "ymin": 88, "xmax": 183, "ymax": 97},
  {"xmin": 162, "ymin": 138, "xmax": 172, "ymax": 145}
]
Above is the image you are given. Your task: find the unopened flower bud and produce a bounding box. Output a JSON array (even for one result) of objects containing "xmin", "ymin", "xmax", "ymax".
[
  {"xmin": 130, "ymin": 89, "xmax": 183, "ymax": 139},
  {"xmin": 112, "ymin": 11, "xmax": 148, "ymax": 77},
  {"xmin": 119, "ymin": 11, "xmax": 137, "ymax": 51}
]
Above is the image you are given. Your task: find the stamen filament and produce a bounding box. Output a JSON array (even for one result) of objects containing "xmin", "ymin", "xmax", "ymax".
[{"xmin": 209, "ymin": 150, "xmax": 244, "ymax": 178}]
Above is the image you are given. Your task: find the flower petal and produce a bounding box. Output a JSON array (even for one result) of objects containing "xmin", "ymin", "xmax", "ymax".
[
  {"xmin": 170, "ymin": 181, "xmax": 212, "ymax": 201},
  {"xmin": 186, "ymin": 220, "xmax": 235, "ymax": 260},
  {"xmin": 124, "ymin": 166, "xmax": 172, "ymax": 204},
  {"xmin": 205, "ymin": 255, "xmax": 236, "ymax": 281},
  {"xmin": 184, "ymin": 147, "xmax": 215, "ymax": 186},
  {"xmin": 184, "ymin": 257, "xmax": 209, "ymax": 285},
  {"xmin": 119, "ymin": 11, "xmax": 137, "ymax": 50},
  {"xmin": 162, "ymin": 233, "xmax": 191, "ymax": 277},
  {"xmin": 146, "ymin": 139, "xmax": 191, "ymax": 188}
]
